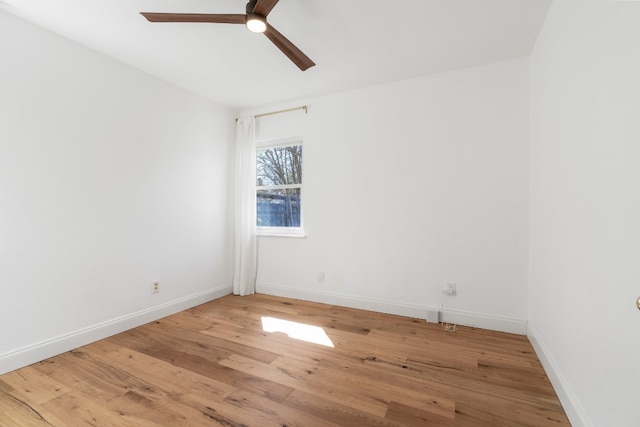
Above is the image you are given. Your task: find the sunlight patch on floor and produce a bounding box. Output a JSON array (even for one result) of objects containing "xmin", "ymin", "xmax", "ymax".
[{"xmin": 260, "ymin": 316, "xmax": 334, "ymax": 348}]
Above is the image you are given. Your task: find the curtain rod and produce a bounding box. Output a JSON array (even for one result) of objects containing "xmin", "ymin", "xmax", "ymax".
[
  {"xmin": 255, "ymin": 105, "xmax": 307, "ymax": 119},
  {"xmin": 236, "ymin": 105, "xmax": 308, "ymax": 122}
]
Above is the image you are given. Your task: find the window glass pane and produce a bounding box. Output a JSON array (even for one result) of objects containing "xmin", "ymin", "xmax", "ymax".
[
  {"xmin": 257, "ymin": 188, "xmax": 301, "ymax": 227},
  {"xmin": 256, "ymin": 145, "xmax": 302, "ymax": 186}
]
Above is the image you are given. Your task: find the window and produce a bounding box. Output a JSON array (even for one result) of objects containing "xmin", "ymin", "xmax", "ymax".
[{"xmin": 256, "ymin": 137, "xmax": 303, "ymax": 236}]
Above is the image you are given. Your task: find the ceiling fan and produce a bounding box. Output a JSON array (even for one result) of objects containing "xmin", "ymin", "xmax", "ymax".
[{"xmin": 140, "ymin": 0, "xmax": 315, "ymax": 71}]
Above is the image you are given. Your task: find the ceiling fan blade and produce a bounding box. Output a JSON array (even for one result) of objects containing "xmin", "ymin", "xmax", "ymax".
[
  {"xmin": 264, "ymin": 23, "xmax": 315, "ymax": 71},
  {"xmin": 141, "ymin": 13, "xmax": 246, "ymax": 24},
  {"xmin": 252, "ymin": 0, "xmax": 279, "ymax": 17}
]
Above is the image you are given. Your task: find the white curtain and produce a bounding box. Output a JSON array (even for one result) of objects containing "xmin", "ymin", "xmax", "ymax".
[{"xmin": 232, "ymin": 117, "xmax": 257, "ymax": 296}]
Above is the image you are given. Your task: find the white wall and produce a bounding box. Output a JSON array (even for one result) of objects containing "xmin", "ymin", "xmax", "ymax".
[
  {"xmin": 529, "ymin": 0, "xmax": 640, "ymax": 426},
  {"xmin": 0, "ymin": 10, "xmax": 233, "ymax": 374},
  {"xmin": 245, "ymin": 58, "xmax": 530, "ymax": 333}
]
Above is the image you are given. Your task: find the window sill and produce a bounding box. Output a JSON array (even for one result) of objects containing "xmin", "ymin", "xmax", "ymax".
[{"xmin": 257, "ymin": 228, "xmax": 306, "ymax": 238}]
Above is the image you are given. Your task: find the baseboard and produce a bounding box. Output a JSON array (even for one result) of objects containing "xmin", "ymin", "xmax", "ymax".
[
  {"xmin": 0, "ymin": 284, "xmax": 232, "ymax": 376},
  {"xmin": 257, "ymin": 283, "xmax": 527, "ymax": 335},
  {"xmin": 527, "ymin": 324, "xmax": 592, "ymax": 427},
  {"xmin": 440, "ymin": 308, "xmax": 527, "ymax": 335}
]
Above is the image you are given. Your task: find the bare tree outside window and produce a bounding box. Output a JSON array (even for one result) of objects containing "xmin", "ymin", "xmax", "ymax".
[
  {"xmin": 257, "ymin": 145, "xmax": 302, "ymax": 187},
  {"xmin": 256, "ymin": 143, "xmax": 302, "ymax": 228}
]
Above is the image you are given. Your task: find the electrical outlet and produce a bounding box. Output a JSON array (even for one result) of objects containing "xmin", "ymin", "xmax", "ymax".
[
  {"xmin": 317, "ymin": 272, "xmax": 325, "ymax": 283},
  {"xmin": 152, "ymin": 281, "xmax": 160, "ymax": 294},
  {"xmin": 444, "ymin": 283, "xmax": 457, "ymax": 296}
]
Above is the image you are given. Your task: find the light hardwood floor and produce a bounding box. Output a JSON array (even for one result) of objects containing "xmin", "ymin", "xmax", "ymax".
[{"xmin": 0, "ymin": 294, "xmax": 570, "ymax": 426}]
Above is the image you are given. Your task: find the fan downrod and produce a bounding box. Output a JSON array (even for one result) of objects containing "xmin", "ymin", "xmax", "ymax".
[{"xmin": 246, "ymin": 1, "xmax": 258, "ymax": 14}]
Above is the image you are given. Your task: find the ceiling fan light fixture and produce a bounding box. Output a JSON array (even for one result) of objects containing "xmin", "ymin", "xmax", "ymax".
[{"xmin": 246, "ymin": 13, "xmax": 266, "ymax": 33}]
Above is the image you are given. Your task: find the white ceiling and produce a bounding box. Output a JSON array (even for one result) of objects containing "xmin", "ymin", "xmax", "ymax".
[{"xmin": 0, "ymin": 0, "xmax": 552, "ymax": 110}]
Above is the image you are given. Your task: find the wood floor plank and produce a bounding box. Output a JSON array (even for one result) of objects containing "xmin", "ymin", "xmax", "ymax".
[
  {"xmin": 32, "ymin": 349, "xmax": 155, "ymax": 404},
  {"xmin": 105, "ymin": 391, "xmax": 230, "ymax": 427},
  {"xmin": 365, "ymin": 328, "xmax": 480, "ymax": 369},
  {"xmin": 270, "ymin": 355, "xmax": 457, "ymax": 420},
  {"xmin": 385, "ymin": 400, "xmax": 457, "ymax": 426},
  {"xmin": 98, "ymin": 346, "xmax": 235, "ymax": 401},
  {"xmin": 0, "ymin": 294, "xmax": 571, "ymax": 426},
  {"xmin": 219, "ymin": 353, "xmax": 390, "ymax": 417},
  {"xmin": 0, "ymin": 366, "xmax": 69, "ymax": 405},
  {"xmin": 132, "ymin": 343, "xmax": 296, "ymax": 403},
  {"xmin": 150, "ymin": 318, "xmax": 281, "ymax": 364},
  {"xmin": 0, "ymin": 387, "xmax": 67, "ymax": 427},
  {"xmin": 220, "ymin": 389, "xmax": 343, "ymax": 427},
  {"xmin": 201, "ymin": 322, "xmax": 336, "ymax": 365},
  {"xmin": 42, "ymin": 391, "xmax": 166, "ymax": 427},
  {"xmin": 361, "ymin": 352, "xmax": 562, "ymax": 411},
  {"xmin": 283, "ymin": 389, "xmax": 405, "ymax": 427}
]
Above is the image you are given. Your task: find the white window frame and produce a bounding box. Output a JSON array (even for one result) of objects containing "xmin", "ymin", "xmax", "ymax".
[{"xmin": 255, "ymin": 136, "xmax": 305, "ymax": 238}]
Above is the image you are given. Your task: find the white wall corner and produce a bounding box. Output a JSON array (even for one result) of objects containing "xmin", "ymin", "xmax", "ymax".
[
  {"xmin": 257, "ymin": 283, "xmax": 527, "ymax": 335},
  {"xmin": 0, "ymin": 284, "xmax": 232, "ymax": 376},
  {"xmin": 527, "ymin": 324, "xmax": 593, "ymax": 427}
]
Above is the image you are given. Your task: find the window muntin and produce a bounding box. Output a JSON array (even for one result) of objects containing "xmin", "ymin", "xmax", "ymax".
[{"xmin": 256, "ymin": 138, "xmax": 303, "ymax": 236}]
